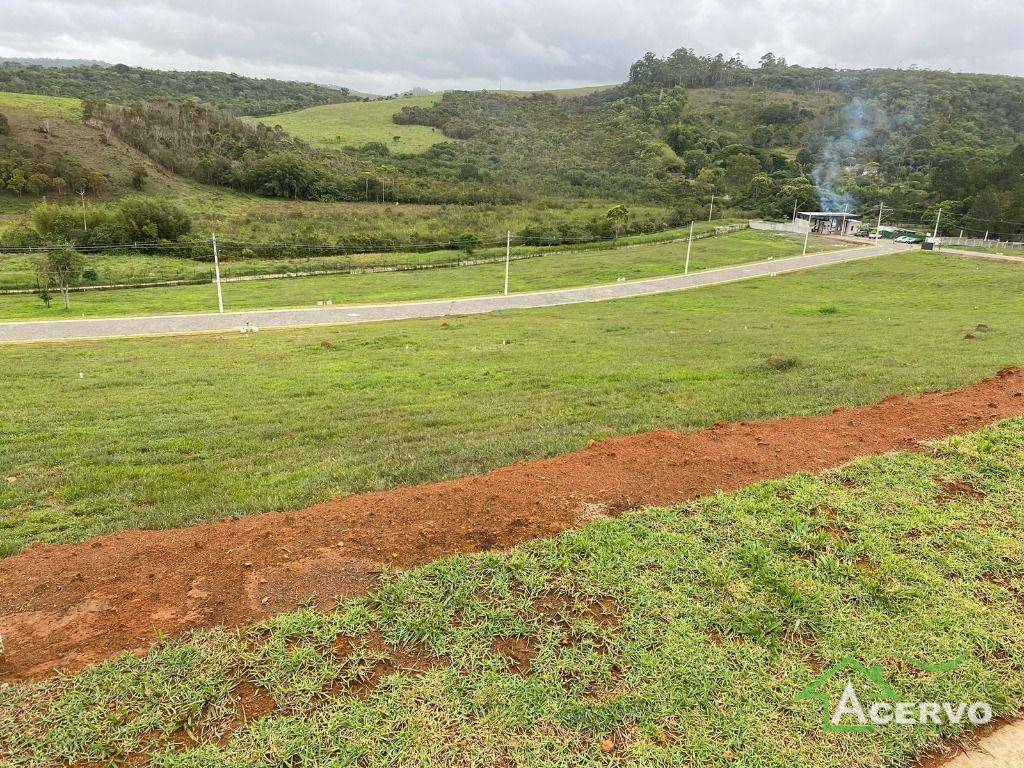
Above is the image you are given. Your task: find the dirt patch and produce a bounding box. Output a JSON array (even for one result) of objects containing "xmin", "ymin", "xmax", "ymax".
[
  {"xmin": 2, "ymin": 368, "xmax": 1024, "ymax": 682},
  {"xmin": 491, "ymin": 636, "xmax": 539, "ymax": 675},
  {"xmin": 935, "ymin": 479, "xmax": 987, "ymax": 504}
]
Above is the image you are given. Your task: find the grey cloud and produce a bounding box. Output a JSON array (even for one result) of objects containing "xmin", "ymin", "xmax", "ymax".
[{"xmin": 0, "ymin": 0, "xmax": 1020, "ymax": 94}]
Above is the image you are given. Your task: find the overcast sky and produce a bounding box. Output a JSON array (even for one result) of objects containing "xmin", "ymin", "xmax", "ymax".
[{"xmin": 2, "ymin": 1, "xmax": 1020, "ymax": 94}]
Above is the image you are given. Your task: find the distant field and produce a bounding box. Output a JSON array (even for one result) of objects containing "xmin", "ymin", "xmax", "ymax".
[
  {"xmin": 251, "ymin": 95, "xmax": 448, "ymax": 153},
  {"xmin": 0, "ymin": 229, "xmax": 827, "ymax": 319},
  {"xmin": 0, "ymin": 90, "xmax": 82, "ymax": 119},
  {"xmin": 1, "ymin": 252, "xmax": 1021, "ymax": 554},
  {"xmin": 500, "ymin": 84, "xmax": 616, "ymax": 99}
]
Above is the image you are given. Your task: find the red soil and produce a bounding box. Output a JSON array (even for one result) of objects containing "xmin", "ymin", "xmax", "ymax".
[{"xmin": 2, "ymin": 368, "xmax": 1023, "ymax": 683}]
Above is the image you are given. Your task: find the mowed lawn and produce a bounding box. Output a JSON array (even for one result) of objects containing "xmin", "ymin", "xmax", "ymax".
[
  {"xmin": 4, "ymin": 420, "xmax": 1023, "ymax": 767},
  {"xmin": 0, "ymin": 229, "xmax": 824, "ymax": 320},
  {"xmin": 1, "ymin": 252, "xmax": 1022, "ymax": 556},
  {"xmin": 250, "ymin": 95, "xmax": 448, "ymax": 153}
]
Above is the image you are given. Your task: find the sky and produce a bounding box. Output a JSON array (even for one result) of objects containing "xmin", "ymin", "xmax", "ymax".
[{"xmin": 1, "ymin": 1, "xmax": 1021, "ymax": 94}]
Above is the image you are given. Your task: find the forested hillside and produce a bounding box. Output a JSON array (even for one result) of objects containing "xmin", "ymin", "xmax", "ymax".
[
  {"xmin": 389, "ymin": 49, "xmax": 1024, "ymax": 236},
  {"xmin": 0, "ymin": 62, "xmax": 357, "ymax": 116},
  {"xmin": 2, "ymin": 49, "xmax": 1022, "ymax": 240}
]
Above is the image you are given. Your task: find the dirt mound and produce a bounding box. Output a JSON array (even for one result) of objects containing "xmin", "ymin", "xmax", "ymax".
[{"xmin": 2, "ymin": 368, "xmax": 1023, "ymax": 682}]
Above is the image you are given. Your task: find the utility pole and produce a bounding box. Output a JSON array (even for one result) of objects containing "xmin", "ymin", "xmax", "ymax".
[
  {"xmin": 875, "ymin": 201, "xmax": 884, "ymax": 241},
  {"xmin": 684, "ymin": 221, "xmax": 694, "ymax": 274},
  {"xmin": 932, "ymin": 207, "xmax": 942, "ymax": 239},
  {"xmin": 212, "ymin": 233, "xmax": 224, "ymax": 314},
  {"xmin": 78, "ymin": 187, "xmax": 88, "ymax": 231},
  {"xmin": 504, "ymin": 230, "xmax": 511, "ymax": 295},
  {"xmin": 792, "ymin": 200, "xmax": 798, "ymax": 223},
  {"xmin": 708, "ymin": 194, "xmax": 715, "ymax": 222},
  {"xmin": 802, "ymin": 219, "xmax": 811, "ymax": 256}
]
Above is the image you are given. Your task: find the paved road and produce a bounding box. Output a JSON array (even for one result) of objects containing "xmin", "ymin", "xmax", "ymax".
[
  {"xmin": 940, "ymin": 720, "xmax": 1024, "ymax": 767},
  {"xmin": 0, "ymin": 243, "xmax": 902, "ymax": 343}
]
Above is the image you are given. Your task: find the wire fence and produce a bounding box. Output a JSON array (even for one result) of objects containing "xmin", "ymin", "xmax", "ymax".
[{"xmin": 0, "ymin": 223, "xmax": 746, "ymax": 294}]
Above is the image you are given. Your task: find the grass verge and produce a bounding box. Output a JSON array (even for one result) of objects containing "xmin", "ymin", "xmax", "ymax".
[
  {"xmin": 0, "ymin": 252, "xmax": 1021, "ymax": 556},
  {"xmin": 0, "ymin": 228, "xmax": 813, "ymax": 320},
  {"xmin": 2, "ymin": 419, "xmax": 1022, "ymax": 766},
  {"xmin": 0, "ymin": 220, "xmax": 737, "ymax": 292}
]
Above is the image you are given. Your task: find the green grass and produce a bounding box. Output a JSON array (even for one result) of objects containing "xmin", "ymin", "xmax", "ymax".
[
  {"xmin": 938, "ymin": 245, "xmax": 1024, "ymax": 257},
  {"xmin": 0, "ymin": 228, "xmax": 816, "ymax": 319},
  {"xmin": 3, "ymin": 419, "xmax": 1023, "ymax": 766},
  {"xmin": 0, "ymin": 90, "xmax": 83, "ymax": 119},
  {"xmin": 1, "ymin": 252, "xmax": 1022, "ymax": 557},
  {"xmin": 0, "ymin": 220, "xmax": 734, "ymax": 290},
  {"xmin": 250, "ymin": 95, "xmax": 448, "ymax": 153}
]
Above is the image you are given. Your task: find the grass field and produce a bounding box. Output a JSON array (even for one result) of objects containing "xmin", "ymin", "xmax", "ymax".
[
  {"xmin": 1, "ymin": 252, "xmax": 1021, "ymax": 556},
  {"xmin": 0, "ymin": 228, "xmax": 813, "ymax": 320},
  {"xmin": 3, "ymin": 418, "xmax": 1022, "ymax": 766},
  {"xmin": 251, "ymin": 95, "xmax": 448, "ymax": 153},
  {"xmin": 0, "ymin": 90, "xmax": 83, "ymax": 119}
]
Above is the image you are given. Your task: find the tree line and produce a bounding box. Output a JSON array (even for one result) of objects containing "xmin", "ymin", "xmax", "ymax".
[{"xmin": 0, "ymin": 62, "xmax": 357, "ymax": 117}]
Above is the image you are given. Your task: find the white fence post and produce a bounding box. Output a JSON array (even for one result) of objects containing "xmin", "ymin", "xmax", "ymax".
[
  {"xmin": 504, "ymin": 230, "xmax": 511, "ymax": 296},
  {"xmin": 212, "ymin": 233, "xmax": 224, "ymax": 314},
  {"xmin": 684, "ymin": 221, "xmax": 694, "ymax": 275}
]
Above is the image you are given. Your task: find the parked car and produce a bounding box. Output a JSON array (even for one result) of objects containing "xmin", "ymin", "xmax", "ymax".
[{"xmin": 854, "ymin": 230, "xmax": 871, "ymax": 237}]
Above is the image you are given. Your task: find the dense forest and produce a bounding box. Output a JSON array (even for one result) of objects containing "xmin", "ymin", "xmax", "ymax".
[
  {"xmin": 0, "ymin": 62, "xmax": 357, "ymax": 116},
  {"xmin": 389, "ymin": 49, "xmax": 1024, "ymax": 236}
]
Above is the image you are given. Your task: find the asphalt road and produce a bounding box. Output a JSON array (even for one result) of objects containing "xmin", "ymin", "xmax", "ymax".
[{"xmin": 0, "ymin": 242, "xmax": 902, "ymax": 344}]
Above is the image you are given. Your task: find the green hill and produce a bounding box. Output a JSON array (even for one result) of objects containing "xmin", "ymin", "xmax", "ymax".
[
  {"xmin": 252, "ymin": 95, "xmax": 449, "ymax": 153},
  {"xmin": 2, "ymin": 49, "xmax": 1023, "ymax": 240},
  {"xmin": 0, "ymin": 62, "xmax": 357, "ymax": 117},
  {"xmin": 0, "ymin": 91, "xmax": 196, "ymax": 204}
]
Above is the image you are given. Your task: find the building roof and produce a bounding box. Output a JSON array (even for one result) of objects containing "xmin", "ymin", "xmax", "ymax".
[{"xmin": 798, "ymin": 211, "xmax": 860, "ymax": 219}]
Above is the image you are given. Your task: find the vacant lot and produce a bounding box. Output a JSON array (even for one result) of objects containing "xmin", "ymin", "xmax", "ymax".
[
  {"xmin": 250, "ymin": 95, "xmax": 448, "ymax": 152},
  {"xmin": 0, "ymin": 252, "xmax": 1020, "ymax": 556},
  {"xmin": 3, "ymin": 418, "xmax": 1022, "ymax": 766},
  {"xmin": 0, "ymin": 228, "xmax": 816, "ymax": 319}
]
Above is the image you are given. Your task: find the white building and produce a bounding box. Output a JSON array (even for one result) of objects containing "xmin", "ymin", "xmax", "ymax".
[{"xmin": 798, "ymin": 212, "xmax": 862, "ymax": 236}]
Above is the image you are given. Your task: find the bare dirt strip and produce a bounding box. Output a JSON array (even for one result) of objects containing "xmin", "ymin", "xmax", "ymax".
[{"xmin": 2, "ymin": 367, "xmax": 1024, "ymax": 683}]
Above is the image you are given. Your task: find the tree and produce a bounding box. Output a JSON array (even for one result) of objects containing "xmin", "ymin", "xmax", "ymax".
[
  {"xmin": 666, "ymin": 123, "xmax": 699, "ymax": 155},
  {"xmin": 114, "ymin": 197, "xmax": 192, "ymax": 241},
  {"xmin": 0, "ymin": 112, "xmax": 9, "ymax": 136},
  {"xmin": 130, "ymin": 163, "xmax": 149, "ymax": 190},
  {"xmin": 39, "ymin": 242, "xmax": 85, "ymax": 310},
  {"xmin": 606, "ymin": 204, "xmax": 629, "ymax": 240},
  {"xmin": 751, "ymin": 125, "xmax": 774, "ymax": 148},
  {"xmin": 723, "ymin": 153, "xmax": 761, "ymax": 192}
]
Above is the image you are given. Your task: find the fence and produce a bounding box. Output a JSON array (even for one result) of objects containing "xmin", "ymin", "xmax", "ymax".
[
  {"xmin": 0, "ymin": 222, "xmax": 749, "ymax": 295},
  {"xmin": 933, "ymin": 237, "xmax": 1024, "ymax": 250},
  {"xmin": 748, "ymin": 220, "xmax": 810, "ymax": 234}
]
